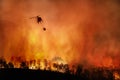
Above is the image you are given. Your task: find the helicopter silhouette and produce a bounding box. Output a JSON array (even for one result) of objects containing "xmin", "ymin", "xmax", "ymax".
[{"xmin": 30, "ymin": 16, "xmax": 46, "ymax": 31}]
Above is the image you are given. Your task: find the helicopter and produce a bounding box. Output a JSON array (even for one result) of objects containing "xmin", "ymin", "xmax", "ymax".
[{"xmin": 30, "ymin": 16, "xmax": 46, "ymax": 31}]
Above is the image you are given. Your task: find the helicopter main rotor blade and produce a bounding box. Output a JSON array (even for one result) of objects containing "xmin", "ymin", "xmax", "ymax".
[{"xmin": 29, "ymin": 16, "xmax": 38, "ymax": 19}]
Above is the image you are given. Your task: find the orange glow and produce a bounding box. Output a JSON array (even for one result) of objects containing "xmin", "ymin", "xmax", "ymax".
[{"xmin": 114, "ymin": 72, "xmax": 120, "ymax": 80}]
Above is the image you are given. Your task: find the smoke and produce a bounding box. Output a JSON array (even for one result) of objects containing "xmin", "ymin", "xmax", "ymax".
[{"xmin": 0, "ymin": 0, "xmax": 120, "ymax": 68}]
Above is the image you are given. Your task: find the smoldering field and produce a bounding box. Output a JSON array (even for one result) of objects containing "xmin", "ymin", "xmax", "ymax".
[{"xmin": 0, "ymin": 0, "xmax": 120, "ymax": 68}]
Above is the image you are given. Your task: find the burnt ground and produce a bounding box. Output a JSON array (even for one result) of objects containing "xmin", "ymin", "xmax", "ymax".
[
  {"xmin": 0, "ymin": 68, "xmax": 118, "ymax": 80},
  {"xmin": 0, "ymin": 68, "xmax": 75, "ymax": 80}
]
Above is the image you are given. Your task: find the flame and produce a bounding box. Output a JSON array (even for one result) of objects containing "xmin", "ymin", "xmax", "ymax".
[
  {"xmin": 114, "ymin": 72, "xmax": 120, "ymax": 80},
  {"xmin": 7, "ymin": 57, "xmax": 69, "ymax": 73}
]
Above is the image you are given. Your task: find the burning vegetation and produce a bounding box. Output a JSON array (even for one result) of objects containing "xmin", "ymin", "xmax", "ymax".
[
  {"xmin": 0, "ymin": 57, "xmax": 69, "ymax": 73},
  {"xmin": 0, "ymin": 57, "xmax": 120, "ymax": 80}
]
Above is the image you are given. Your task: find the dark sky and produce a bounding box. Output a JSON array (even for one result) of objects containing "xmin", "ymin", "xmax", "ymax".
[{"xmin": 0, "ymin": 0, "xmax": 120, "ymax": 67}]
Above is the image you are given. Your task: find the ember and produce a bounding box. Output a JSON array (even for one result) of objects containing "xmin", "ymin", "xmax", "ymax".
[{"xmin": 114, "ymin": 71, "xmax": 120, "ymax": 80}]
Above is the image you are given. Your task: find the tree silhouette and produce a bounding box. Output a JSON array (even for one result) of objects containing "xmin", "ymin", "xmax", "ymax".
[
  {"xmin": 0, "ymin": 58, "xmax": 8, "ymax": 68},
  {"xmin": 20, "ymin": 61, "xmax": 28, "ymax": 69},
  {"xmin": 8, "ymin": 62, "xmax": 14, "ymax": 68}
]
